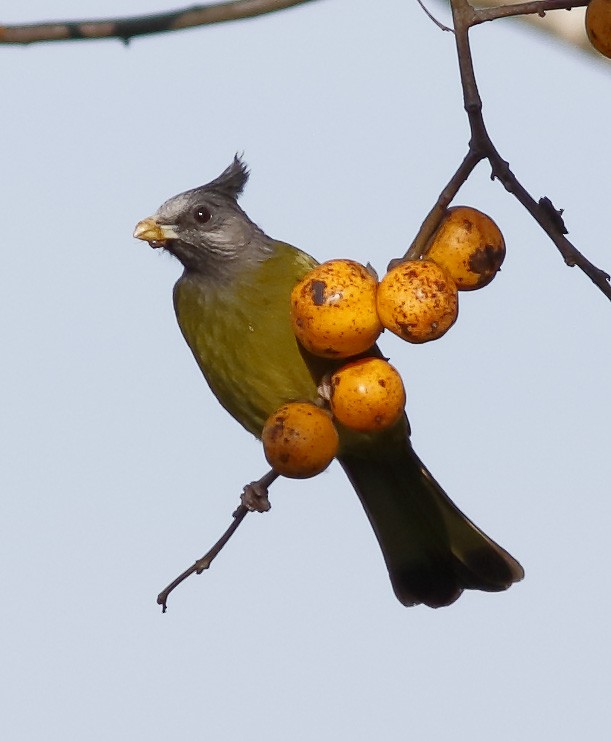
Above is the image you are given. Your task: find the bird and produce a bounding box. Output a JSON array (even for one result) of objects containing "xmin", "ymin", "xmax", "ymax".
[{"xmin": 133, "ymin": 156, "xmax": 524, "ymax": 608}]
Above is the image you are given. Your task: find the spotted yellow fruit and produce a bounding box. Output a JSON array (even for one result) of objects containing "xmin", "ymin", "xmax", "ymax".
[
  {"xmin": 290, "ymin": 259, "xmax": 382, "ymax": 358},
  {"xmin": 586, "ymin": 0, "xmax": 611, "ymax": 58},
  {"xmin": 262, "ymin": 402, "xmax": 339, "ymax": 479},
  {"xmin": 377, "ymin": 260, "xmax": 458, "ymax": 343},
  {"xmin": 329, "ymin": 358, "xmax": 406, "ymax": 432},
  {"xmin": 426, "ymin": 206, "xmax": 505, "ymax": 291}
]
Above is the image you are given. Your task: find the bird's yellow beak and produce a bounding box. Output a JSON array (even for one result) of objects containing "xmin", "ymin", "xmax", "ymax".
[{"xmin": 133, "ymin": 217, "xmax": 178, "ymax": 246}]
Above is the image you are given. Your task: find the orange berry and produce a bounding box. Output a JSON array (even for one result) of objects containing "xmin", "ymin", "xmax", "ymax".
[
  {"xmin": 291, "ymin": 259, "xmax": 382, "ymax": 358},
  {"xmin": 427, "ymin": 206, "xmax": 505, "ymax": 291},
  {"xmin": 262, "ymin": 402, "xmax": 339, "ymax": 479},
  {"xmin": 586, "ymin": 0, "xmax": 611, "ymax": 58},
  {"xmin": 329, "ymin": 358, "xmax": 405, "ymax": 432},
  {"xmin": 376, "ymin": 260, "xmax": 458, "ymax": 343}
]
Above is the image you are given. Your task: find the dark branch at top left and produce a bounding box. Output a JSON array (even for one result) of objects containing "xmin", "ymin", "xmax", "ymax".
[{"xmin": 0, "ymin": 0, "xmax": 319, "ymax": 45}]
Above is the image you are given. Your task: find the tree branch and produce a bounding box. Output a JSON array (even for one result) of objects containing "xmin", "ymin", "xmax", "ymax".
[
  {"xmin": 0, "ymin": 0, "xmax": 319, "ymax": 45},
  {"xmin": 402, "ymin": 149, "xmax": 483, "ymax": 265},
  {"xmin": 473, "ymin": 0, "xmax": 588, "ymax": 25},
  {"xmin": 404, "ymin": 0, "xmax": 611, "ymax": 300},
  {"xmin": 157, "ymin": 469, "xmax": 278, "ymax": 612}
]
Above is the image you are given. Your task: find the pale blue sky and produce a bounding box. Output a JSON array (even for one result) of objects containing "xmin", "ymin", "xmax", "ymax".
[{"xmin": 2, "ymin": 2, "xmax": 610, "ymax": 739}]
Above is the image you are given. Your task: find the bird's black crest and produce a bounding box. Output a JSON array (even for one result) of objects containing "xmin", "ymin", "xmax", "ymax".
[{"xmin": 206, "ymin": 155, "xmax": 249, "ymax": 201}]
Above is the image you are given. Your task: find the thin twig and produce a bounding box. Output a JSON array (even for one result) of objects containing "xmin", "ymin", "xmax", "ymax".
[
  {"xmin": 157, "ymin": 469, "xmax": 278, "ymax": 612},
  {"xmin": 473, "ymin": 0, "xmax": 588, "ymax": 25},
  {"xmin": 415, "ymin": 0, "xmax": 455, "ymax": 33},
  {"xmin": 0, "ymin": 0, "xmax": 318, "ymax": 45},
  {"xmin": 486, "ymin": 152, "xmax": 611, "ymax": 294},
  {"xmin": 156, "ymin": 505, "xmax": 249, "ymax": 613},
  {"xmin": 402, "ymin": 149, "xmax": 483, "ymax": 265}
]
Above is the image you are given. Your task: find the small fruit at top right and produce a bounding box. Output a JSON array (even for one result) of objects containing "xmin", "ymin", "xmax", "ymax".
[
  {"xmin": 586, "ymin": 0, "xmax": 611, "ymax": 59},
  {"xmin": 426, "ymin": 206, "xmax": 505, "ymax": 291}
]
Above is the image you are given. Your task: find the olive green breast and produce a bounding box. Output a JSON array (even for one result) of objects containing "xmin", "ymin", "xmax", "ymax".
[{"xmin": 173, "ymin": 242, "xmax": 319, "ymax": 438}]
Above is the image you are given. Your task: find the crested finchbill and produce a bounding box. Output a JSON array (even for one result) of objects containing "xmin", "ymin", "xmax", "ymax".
[{"xmin": 134, "ymin": 155, "xmax": 523, "ymax": 608}]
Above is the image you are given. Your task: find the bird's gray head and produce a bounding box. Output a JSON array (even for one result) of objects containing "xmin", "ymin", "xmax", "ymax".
[{"xmin": 133, "ymin": 156, "xmax": 271, "ymax": 276}]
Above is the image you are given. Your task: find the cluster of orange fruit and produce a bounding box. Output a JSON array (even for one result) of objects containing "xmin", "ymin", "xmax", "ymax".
[
  {"xmin": 586, "ymin": 0, "xmax": 611, "ymax": 58},
  {"xmin": 263, "ymin": 206, "xmax": 505, "ymax": 479}
]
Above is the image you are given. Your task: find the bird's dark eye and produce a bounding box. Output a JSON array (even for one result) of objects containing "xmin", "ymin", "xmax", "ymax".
[{"xmin": 193, "ymin": 206, "xmax": 212, "ymax": 224}]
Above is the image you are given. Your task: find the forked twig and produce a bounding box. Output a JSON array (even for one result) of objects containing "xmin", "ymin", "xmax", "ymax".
[{"xmin": 403, "ymin": 0, "xmax": 611, "ymax": 300}]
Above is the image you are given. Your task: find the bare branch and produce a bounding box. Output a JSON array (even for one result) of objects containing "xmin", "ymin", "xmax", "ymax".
[
  {"xmin": 467, "ymin": 0, "xmax": 599, "ymax": 58},
  {"xmin": 404, "ymin": 0, "xmax": 611, "ymax": 301},
  {"xmin": 157, "ymin": 469, "xmax": 278, "ymax": 612},
  {"xmin": 401, "ymin": 149, "xmax": 483, "ymax": 266},
  {"xmin": 415, "ymin": 0, "xmax": 455, "ymax": 33},
  {"xmin": 0, "ymin": 0, "xmax": 319, "ymax": 46},
  {"xmin": 473, "ymin": 0, "xmax": 588, "ymax": 24}
]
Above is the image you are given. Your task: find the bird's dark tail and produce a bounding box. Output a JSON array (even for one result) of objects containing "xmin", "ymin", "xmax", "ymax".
[{"xmin": 338, "ymin": 439, "xmax": 524, "ymax": 608}]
